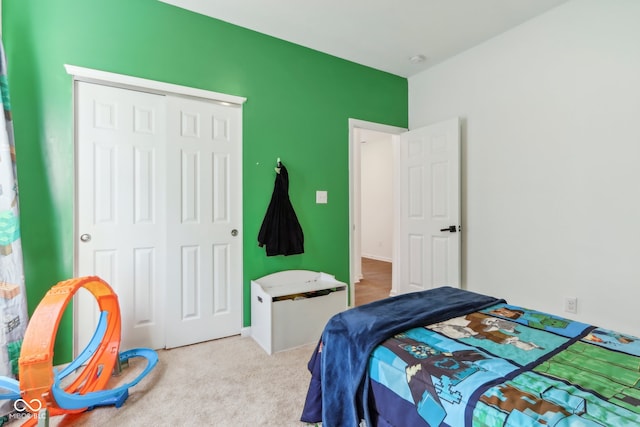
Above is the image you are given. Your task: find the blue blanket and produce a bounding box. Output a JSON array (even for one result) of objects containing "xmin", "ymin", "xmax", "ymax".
[{"xmin": 300, "ymin": 286, "xmax": 504, "ymax": 427}]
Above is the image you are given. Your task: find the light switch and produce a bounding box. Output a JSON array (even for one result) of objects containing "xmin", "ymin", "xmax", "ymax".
[{"xmin": 316, "ymin": 190, "xmax": 328, "ymax": 204}]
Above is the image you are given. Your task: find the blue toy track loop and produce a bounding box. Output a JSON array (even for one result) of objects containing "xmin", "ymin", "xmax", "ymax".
[{"xmin": 51, "ymin": 347, "xmax": 159, "ymax": 410}]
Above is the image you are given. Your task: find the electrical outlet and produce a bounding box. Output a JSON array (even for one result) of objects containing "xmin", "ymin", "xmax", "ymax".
[{"xmin": 564, "ymin": 297, "xmax": 577, "ymax": 314}]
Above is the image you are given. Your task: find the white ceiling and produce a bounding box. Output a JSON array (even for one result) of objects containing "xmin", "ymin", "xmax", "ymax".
[{"xmin": 159, "ymin": 0, "xmax": 569, "ymax": 77}]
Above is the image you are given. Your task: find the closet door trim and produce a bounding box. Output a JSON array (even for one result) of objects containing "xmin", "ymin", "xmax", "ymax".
[{"xmin": 64, "ymin": 64, "xmax": 247, "ymax": 106}]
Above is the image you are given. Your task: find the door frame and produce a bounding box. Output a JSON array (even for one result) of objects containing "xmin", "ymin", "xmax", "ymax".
[
  {"xmin": 348, "ymin": 119, "xmax": 406, "ymax": 306},
  {"xmin": 66, "ymin": 64, "xmax": 246, "ymax": 354}
]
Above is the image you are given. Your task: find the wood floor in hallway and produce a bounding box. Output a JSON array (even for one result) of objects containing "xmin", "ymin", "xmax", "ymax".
[{"xmin": 355, "ymin": 257, "xmax": 392, "ymax": 306}]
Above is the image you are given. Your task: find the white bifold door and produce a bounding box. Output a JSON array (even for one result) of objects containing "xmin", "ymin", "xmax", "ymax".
[
  {"xmin": 75, "ymin": 82, "xmax": 242, "ymax": 352},
  {"xmin": 397, "ymin": 118, "xmax": 461, "ymax": 294}
]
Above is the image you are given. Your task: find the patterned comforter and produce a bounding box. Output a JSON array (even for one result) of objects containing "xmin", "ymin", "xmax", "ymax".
[{"xmin": 368, "ymin": 303, "xmax": 640, "ymax": 426}]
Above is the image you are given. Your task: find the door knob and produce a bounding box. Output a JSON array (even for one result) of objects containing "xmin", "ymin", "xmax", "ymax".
[
  {"xmin": 440, "ymin": 225, "xmax": 457, "ymax": 233},
  {"xmin": 231, "ymin": 229, "xmax": 238, "ymax": 236},
  {"xmin": 80, "ymin": 233, "xmax": 92, "ymax": 242}
]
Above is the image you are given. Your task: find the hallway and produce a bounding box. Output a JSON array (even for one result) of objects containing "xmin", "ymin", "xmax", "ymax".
[{"xmin": 354, "ymin": 257, "xmax": 391, "ymax": 306}]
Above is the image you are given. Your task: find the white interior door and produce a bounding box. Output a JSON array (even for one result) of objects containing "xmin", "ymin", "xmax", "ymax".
[
  {"xmin": 164, "ymin": 96, "xmax": 242, "ymax": 349},
  {"xmin": 398, "ymin": 118, "xmax": 461, "ymax": 294},
  {"xmin": 76, "ymin": 82, "xmax": 242, "ymax": 352},
  {"xmin": 76, "ymin": 82, "xmax": 167, "ymax": 351}
]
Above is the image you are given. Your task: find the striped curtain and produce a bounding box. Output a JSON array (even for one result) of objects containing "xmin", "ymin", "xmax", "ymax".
[{"xmin": 0, "ymin": 40, "xmax": 29, "ymax": 415}]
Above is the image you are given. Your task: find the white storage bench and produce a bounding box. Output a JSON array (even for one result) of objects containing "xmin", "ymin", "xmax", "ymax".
[{"xmin": 251, "ymin": 270, "xmax": 347, "ymax": 354}]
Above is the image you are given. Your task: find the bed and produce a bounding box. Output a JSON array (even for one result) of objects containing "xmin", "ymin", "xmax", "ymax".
[{"xmin": 300, "ymin": 286, "xmax": 640, "ymax": 427}]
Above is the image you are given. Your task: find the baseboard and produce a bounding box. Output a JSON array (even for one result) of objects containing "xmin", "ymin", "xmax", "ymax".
[
  {"xmin": 240, "ymin": 326, "xmax": 252, "ymax": 337},
  {"xmin": 361, "ymin": 254, "xmax": 392, "ymax": 263}
]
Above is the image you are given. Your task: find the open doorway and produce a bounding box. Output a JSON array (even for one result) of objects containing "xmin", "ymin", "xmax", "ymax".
[
  {"xmin": 356, "ymin": 129, "xmax": 393, "ymax": 305},
  {"xmin": 348, "ymin": 119, "xmax": 405, "ymax": 306}
]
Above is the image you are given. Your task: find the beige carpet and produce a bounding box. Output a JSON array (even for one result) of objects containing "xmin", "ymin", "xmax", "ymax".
[{"xmin": 14, "ymin": 336, "xmax": 317, "ymax": 427}]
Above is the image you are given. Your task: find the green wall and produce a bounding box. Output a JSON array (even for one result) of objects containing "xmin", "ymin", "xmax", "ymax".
[{"xmin": 3, "ymin": 0, "xmax": 407, "ymax": 363}]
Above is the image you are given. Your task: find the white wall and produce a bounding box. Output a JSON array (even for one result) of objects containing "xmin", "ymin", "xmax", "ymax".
[
  {"xmin": 361, "ymin": 132, "xmax": 393, "ymax": 261},
  {"xmin": 409, "ymin": 0, "xmax": 640, "ymax": 337}
]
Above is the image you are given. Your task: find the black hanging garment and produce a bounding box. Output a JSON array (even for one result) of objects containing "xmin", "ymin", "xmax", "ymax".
[{"xmin": 258, "ymin": 162, "xmax": 304, "ymax": 256}]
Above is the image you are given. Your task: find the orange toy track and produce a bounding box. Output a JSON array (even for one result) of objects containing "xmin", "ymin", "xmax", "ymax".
[{"xmin": 16, "ymin": 276, "xmax": 133, "ymax": 425}]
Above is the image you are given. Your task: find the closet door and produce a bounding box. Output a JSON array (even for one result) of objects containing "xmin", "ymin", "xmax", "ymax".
[
  {"xmin": 164, "ymin": 95, "xmax": 242, "ymax": 348},
  {"xmin": 76, "ymin": 83, "xmax": 243, "ymax": 352},
  {"xmin": 76, "ymin": 82, "xmax": 167, "ymax": 351}
]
